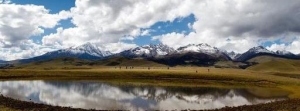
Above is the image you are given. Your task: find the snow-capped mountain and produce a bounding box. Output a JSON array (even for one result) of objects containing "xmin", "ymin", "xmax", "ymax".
[
  {"xmin": 234, "ymin": 46, "xmax": 300, "ymax": 61},
  {"xmin": 249, "ymin": 46, "xmax": 275, "ymax": 54},
  {"xmin": 275, "ymin": 50, "xmax": 300, "ymax": 59},
  {"xmin": 61, "ymin": 42, "xmax": 112, "ymax": 57},
  {"xmin": 19, "ymin": 43, "xmax": 112, "ymax": 63},
  {"xmin": 0, "ymin": 60, "xmax": 6, "ymax": 63},
  {"xmin": 148, "ymin": 43, "xmax": 232, "ymax": 66},
  {"xmin": 235, "ymin": 46, "xmax": 275, "ymax": 61},
  {"xmin": 223, "ymin": 51, "xmax": 241, "ymax": 60},
  {"xmin": 176, "ymin": 43, "xmax": 231, "ymax": 60},
  {"xmin": 275, "ymin": 50, "xmax": 294, "ymax": 56},
  {"xmin": 177, "ymin": 43, "xmax": 220, "ymax": 54},
  {"xmin": 12, "ymin": 42, "xmax": 300, "ymax": 65},
  {"xmin": 120, "ymin": 44, "xmax": 176, "ymax": 58}
]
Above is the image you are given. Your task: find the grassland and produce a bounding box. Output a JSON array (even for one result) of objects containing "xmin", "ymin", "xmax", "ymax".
[
  {"xmin": 1, "ymin": 57, "xmax": 300, "ymax": 110},
  {"xmin": 1, "ymin": 66, "xmax": 300, "ymax": 97},
  {"xmin": 246, "ymin": 55, "xmax": 300, "ymax": 71}
]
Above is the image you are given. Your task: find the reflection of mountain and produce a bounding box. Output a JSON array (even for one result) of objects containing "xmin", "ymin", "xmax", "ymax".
[{"xmin": 0, "ymin": 81, "xmax": 287, "ymax": 110}]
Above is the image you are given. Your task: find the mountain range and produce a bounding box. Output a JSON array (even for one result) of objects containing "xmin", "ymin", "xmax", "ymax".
[
  {"xmin": 5, "ymin": 42, "xmax": 300, "ymax": 66},
  {"xmin": 235, "ymin": 46, "xmax": 299, "ymax": 62},
  {"xmin": 17, "ymin": 42, "xmax": 112, "ymax": 63},
  {"xmin": 0, "ymin": 60, "xmax": 6, "ymax": 63},
  {"xmin": 120, "ymin": 43, "xmax": 176, "ymax": 58}
]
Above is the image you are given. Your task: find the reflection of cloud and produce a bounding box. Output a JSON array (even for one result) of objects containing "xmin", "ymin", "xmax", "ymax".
[
  {"xmin": 154, "ymin": 92, "xmax": 250, "ymax": 110},
  {"xmin": 0, "ymin": 81, "xmax": 285, "ymax": 110}
]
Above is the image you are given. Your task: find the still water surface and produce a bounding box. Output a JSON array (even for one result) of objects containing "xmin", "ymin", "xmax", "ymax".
[{"xmin": 0, "ymin": 81, "xmax": 287, "ymax": 110}]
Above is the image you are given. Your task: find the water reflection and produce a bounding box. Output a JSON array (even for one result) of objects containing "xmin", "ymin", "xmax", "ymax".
[{"xmin": 0, "ymin": 81, "xmax": 287, "ymax": 110}]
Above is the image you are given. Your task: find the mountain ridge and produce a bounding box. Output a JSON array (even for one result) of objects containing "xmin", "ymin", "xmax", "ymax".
[
  {"xmin": 120, "ymin": 43, "xmax": 176, "ymax": 58},
  {"xmin": 17, "ymin": 43, "xmax": 112, "ymax": 63},
  {"xmin": 234, "ymin": 46, "xmax": 299, "ymax": 62},
  {"xmin": 6, "ymin": 43, "xmax": 300, "ymax": 66}
]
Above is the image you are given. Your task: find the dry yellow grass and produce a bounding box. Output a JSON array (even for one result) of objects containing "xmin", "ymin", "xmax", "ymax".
[{"xmin": 246, "ymin": 55, "xmax": 300, "ymax": 73}]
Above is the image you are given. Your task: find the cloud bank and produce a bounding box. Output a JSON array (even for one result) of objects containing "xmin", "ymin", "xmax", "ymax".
[
  {"xmin": 153, "ymin": 0, "xmax": 300, "ymax": 53},
  {"xmin": 1, "ymin": 0, "xmax": 300, "ymax": 60}
]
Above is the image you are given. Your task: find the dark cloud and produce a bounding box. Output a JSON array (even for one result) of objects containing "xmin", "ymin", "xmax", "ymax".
[{"xmin": 208, "ymin": 0, "xmax": 300, "ymax": 38}]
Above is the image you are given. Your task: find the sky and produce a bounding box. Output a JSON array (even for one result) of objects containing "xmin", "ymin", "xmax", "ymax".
[{"xmin": 1, "ymin": 0, "xmax": 300, "ymax": 60}]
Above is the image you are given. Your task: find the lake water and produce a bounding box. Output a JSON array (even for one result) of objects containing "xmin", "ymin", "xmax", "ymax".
[{"xmin": 0, "ymin": 80, "xmax": 288, "ymax": 110}]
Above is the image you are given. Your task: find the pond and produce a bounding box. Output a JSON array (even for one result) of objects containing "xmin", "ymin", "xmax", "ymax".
[{"xmin": 0, "ymin": 80, "xmax": 288, "ymax": 110}]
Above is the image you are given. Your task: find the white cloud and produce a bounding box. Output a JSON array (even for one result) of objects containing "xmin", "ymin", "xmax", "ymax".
[
  {"xmin": 267, "ymin": 37, "xmax": 300, "ymax": 54},
  {"xmin": 141, "ymin": 29, "xmax": 151, "ymax": 36},
  {"xmin": 42, "ymin": 27, "xmax": 88, "ymax": 49},
  {"xmin": 0, "ymin": 3, "xmax": 71, "ymax": 60},
  {"xmin": 152, "ymin": 0, "xmax": 300, "ymax": 53},
  {"xmin": 103, "ymin": 42, "xmax": 137, "ymax": 53},
  {"xmin": 152, "ymin": 32, "xmax": 187, "ymax": 49},
  {"xmin": 0, "ymin": 0, "xmax": 11, "ymax": 4},
  {"xmin": 2, "ymin": 0, "xmax": 300, "ymax": 60},
  {"xmin": 266, "ymin": 44, "xmax": 287, "ymax": 52},
  {"xmin": 42, "ymin": 0, "xmax": 197, "ymax": 50},
  {"xmin": 0, "ymin": 4, "xmax": 71, "ymax": 48},
  {"xmin": 153, "ymin": 31, "xmax": 258, "ymax": 53},
  {"xmin": 0, "ymin": 40, "xmax": 56, "ymax": 60}
]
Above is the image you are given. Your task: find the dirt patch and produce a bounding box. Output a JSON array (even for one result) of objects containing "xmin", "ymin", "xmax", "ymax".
[
  {"xmin": 211, "ymin": 99, "xmax": 300, "ymax": 111},
  {"xmin": 0, "ymin": 95, "xmax": 95, "ymax": 111}
]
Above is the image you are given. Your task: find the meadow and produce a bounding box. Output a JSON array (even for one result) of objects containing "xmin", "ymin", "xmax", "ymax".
[
  {"xmin": 1, "ymin": 66, "xmax": 300, "ymax": 97},
  {"xmin": 1, "ymin": 57, "xmax": 300, "ymax": 110}
]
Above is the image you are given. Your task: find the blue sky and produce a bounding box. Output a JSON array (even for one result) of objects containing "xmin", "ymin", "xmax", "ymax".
[
  {"xmin": 11, "ymin": 0, "xmax": 196, "ymax": 47},
  {"xmin": 11, "ymin": 0, "xmax": 75, "ymax": 44},
  {"xmin": 11, "ymin": 0, "xmax": 74, "ymax": 13},
  {"xmin": 1, "ymin": 0, "xmax": 300, "ymax": 60},
  {"xmin": 133, "ymin": 14, "xmax": 196, "ymax": 46}
]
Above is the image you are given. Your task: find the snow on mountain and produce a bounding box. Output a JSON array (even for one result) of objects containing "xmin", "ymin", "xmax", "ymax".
[
  {"xmin": 120, "ymin": 44, "xmax": 176, "ymax": 58},
  {"xmin": 224, "ymin": 51, "xmax": 240, "ymax": 60},
  {"xmin": 172, "ymin": 43, "xmax": 232, "ymax": 61},
  {"xmin": 62, "ymin": 42, "xmax": 112, "ymax": 57},
  {"xmin": 19, "ymin": 43, "xmax": 112, "ymax": 63},
  {"xmin": 247, "ymin": 46, "xmax": 275, "ymax": 54},
  {"xmin": 233, "ymin": 46, "xmax": 300, "ymax": 61},
  {"xmin": 15, "ymin": 42, "xmax": 300, "ymax": 64},
  {"xmin": 235, "ymin": 46, "xmax": 300, "ymax": 61},
  {"xmin": 235, "ymin": 46, "xmax": 275, "ymax": 61},
  {"xmin": 177, "ymin": 43, "xmax": 221, "ymax": 54},
  {"xmin": 176, "ymin": 43, "xmax": 231, "ymax": 60},
  {"xmin": 45, "ymin": 42, "xmax": 112, "ymax": 58},
  {"xmin": 275, "ymin": 50, "xmax": 294, "ymax": 56}
]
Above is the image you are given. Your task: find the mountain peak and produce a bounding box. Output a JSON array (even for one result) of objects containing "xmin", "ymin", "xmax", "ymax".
[
  {"xmin": 121, "ymin": 43, "xmax": 175, "ymax": 58},
  {"xmin": 250, "ymin": 46, "xmax": 265, "ymax": 50},
  {"xmin": 184, "ymin": 43, "xmax": 211, "ymax": 47},
  {"xmin": 235, "ymin": 46, "xmax": 277, "ymax": 61},
  {"xmin": 197, "ymin": 43, "xmax": 211, "ymax": 47},
  {"xmin": 177, "ymin": 43, "xmax": 219, "ymax": 54},
  {"xmin": 75, "ymin": 42, "xmax": 96, "ymax": 50},
  {"xmin": 224, "ymin": 51, "xmax": 240, "ymax": 60},
  {"xmin": 248, "ymin": 46, "xmax": 274, "ymax": 54},
  {"xmin": 45, "ymin": 42, "xmax": 112, "ymax": 59}
]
